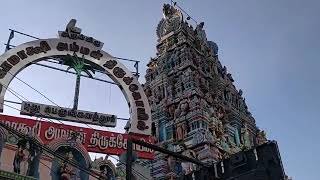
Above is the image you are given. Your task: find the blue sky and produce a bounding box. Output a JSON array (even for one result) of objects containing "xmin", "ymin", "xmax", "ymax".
[{"xmin": 0, "ymin": 0, "xmax": 319, "ymax": 179}]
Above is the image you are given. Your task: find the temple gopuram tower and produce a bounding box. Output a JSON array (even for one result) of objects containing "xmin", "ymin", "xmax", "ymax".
[{"xmin": 144, "ymin": 4, "xmax": 267, "ymax": 179}]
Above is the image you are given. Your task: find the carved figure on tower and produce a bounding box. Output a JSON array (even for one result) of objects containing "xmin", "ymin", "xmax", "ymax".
[
  {"xmin": 168, "ymin": 104, "xmax": 176, "ymax": 119},
  {"xmin": 241, "ymin": 123, "xmax": 252, "ymax": 150},
  {"xmin": 26, "ymin": 141, "xmax": 41, "ymax": 176},
  {"xmin": 157, "ymin": 4, "xmax": 183, "ymax": 39},
  {"xmin": 13, "ymin": 139, "xmax": 29, "ymax": 174},
  {"xmin": 221, "ymin": 66, "xmax": 227, "ymax": 78},
  {"xmin": 217, "ymin": 106, "xmax": 226, "ymax": 122},
  {"xmin": 219, "ymin": 134, "xmax": 231, "ymax": 158},
  {"xmin": 215, "ymin": 120, "xmax": 225, "ymax": 139},
  {"xmin": 181, "ymin": 145, "xmax": 197, "ymax": 178},
  {"xmin": 195, "ymin": 22, "xmax": 210, "ymax": 54},
  {"xmin": 227, "ymin": 73, "xmax": 234, "ymax": 82},
  {"xmin": 256, "ymin": 129, "xmax": 268, "ymax": 145},
  {"xmin": 195, "ymin": 22, "xmax": 207, "ymax": 43}
]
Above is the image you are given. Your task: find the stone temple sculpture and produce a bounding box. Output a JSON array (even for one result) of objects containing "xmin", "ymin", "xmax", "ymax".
[{"xmin": 65, "ymin": 19, "xmax": 82, "ymax": 35}]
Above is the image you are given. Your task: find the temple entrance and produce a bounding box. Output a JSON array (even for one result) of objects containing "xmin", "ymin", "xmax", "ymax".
[{"xmin": 0, "ymin": 20, "xmax": 153, "ymax": 180}]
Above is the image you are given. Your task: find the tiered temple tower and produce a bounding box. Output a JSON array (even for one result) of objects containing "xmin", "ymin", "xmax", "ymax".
[{"xmin": 144, "ymin": 4, "xmax": 267, "ymax": 179}]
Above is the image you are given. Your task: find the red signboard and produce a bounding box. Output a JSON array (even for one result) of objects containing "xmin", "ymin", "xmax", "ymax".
[{"xmin": 0, "ymin": 114, "xmax": 154, "ymax": 159}]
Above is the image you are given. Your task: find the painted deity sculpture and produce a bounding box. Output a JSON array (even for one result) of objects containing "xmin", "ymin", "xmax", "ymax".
[
  {"xmin": 100, "ymin": 165, "xmax": 115, "ymax": 180},
  {"xmin": 180, "ymin": 102, "xmax": 189, "ymax": 116},
  {"xmin": 167, "ymin": 156, "xmax": 183, "ymax": 179},
  {"xmin": 241, "ymin": 123, "xmax": 251, "ymax": 149},
  {"xmin": 174, "ymin": 101, "xmax": 190, "ymax": 120},
  {"xmin": 92, "ymin": 155, "xmax": 116, "ymax": 180},
  {"xmin": 175, "ymin": 122, "xmax": 188, "ymax": 141},
  {"xmin": 181, "ymin": 149, "xmax": 197, "ymax": 176},
  {"xmin": 13, "ymin": 144, "xmax": 23, "ymax": 174},
  {"xmin": 176, "ymin": 125, "xmax": 183, "ymax": 141},
  {"xmin": 188, "ymin": 95, "xmax": 200, "ymax": 110},
  {"xmin": 167, "ymin": 156, "xmax": 176, "ymax": 172},
  {"xmin": 168, "ymin": 105, "xmax": 175, "ymax": 119},
  {"xmin": 210, "ymin": 146, "xmax": 223, "ymax": 161},
  {"xmin": 13, "ymin": 139, "xmax": 30, "ymax": 175},
  {"xmin": 26, "ymin": 141, "xmax": 41, "ymax": 177},
  {"xmin": 195, "ymin": 22, "xmax": 207, "ymax": 44},
  {"xmin": 220, "ymin": 135, "xmax": 231, "ymax": 153},
  {"xmin": 215, "ymin": 120, "xmax": 224, "ymax": 139},
  {"xmin": 174, "ymin": 104, "xmax": 182, "ymax": 119},
  {"xmin": 217, "ymin": 106, "xmax": 226, "ymax": 121},
  {"xmin": 157, "ymin": 4, "xmax": 183, "ymax": 38},
  {"xmin": 256, "ymin": 130, "xmax": 268, "ymax": 145},
  {"xmin": 59, "ymin": 151, "xmax": 78, "ymax": 180}
]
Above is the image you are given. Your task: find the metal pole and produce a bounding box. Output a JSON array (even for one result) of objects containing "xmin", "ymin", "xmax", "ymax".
[
  {"xmin": 5, "ymin": 30, "xmax": 14, "ymax": 52},
  {"xmin": 9, "ymin": 29, "xmax": 40, "ymax": 40},
  {"xmin": 126, "ymin": 138, "xmax": 133, "ymax": 180},
  {"xmin": 135, "ymin": 61, "xmax": 139, "ymax": 78},
  {"xmin": 32, "ymin": 62, "xmax": 119, "ymax": 85}
]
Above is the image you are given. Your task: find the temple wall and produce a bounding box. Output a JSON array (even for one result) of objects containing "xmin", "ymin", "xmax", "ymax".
[
  {"xmin": 0, "ymin": 145, "xmax": 15, "ymax": 172},
  {"xmin": 39, "ymin": 157, "xmax": 52, "ymax": 180}
]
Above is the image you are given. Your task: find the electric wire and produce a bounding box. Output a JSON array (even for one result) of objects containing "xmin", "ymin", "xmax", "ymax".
[
  {"xmin": 2, "ymin": 82, "xmax": 101, "ymax": 138},
  {"xmin": 38, "ymin": 160, "xmax": 83, "ymax": 179},
  {"xmin": 3, "ymin": 55, "xmax": 132, "ymax": 126},
  {"xmin": 109, "ymin": 155, "xmax": 150, "ymax": 180},
  {"xmin": 2, "ymin": 83, "xmax": 89, "ymax": 142},
  {"xmin": 108, "ymin": 156, "xmax": 150, "ymax": 180},
  {"xmin": 3, "ymin": 103, "xmax": 20, "ymax": 112},
  {"xmin": 2, "ymin": 85, "xmax": 145, "ymax": 180},
  {"xmin": 5, "ymin": 70, "xmax": 97, "ymax": 130},
  {"xmin": 116, "ymin": 163, "xmax": 148, "ymax": 180},
  {"xmin": 6, "ymin": 29, "xmax": 141, "ymax": 79},
  {"xmin": 3, "ymin": 28, "xmax": 150, "ymax": 180},
  {"xmin": 32, "ymin": 62, "xmax": 118, "ymax": 85},
  {"xmin": 4, "ymin": 29, "xmax": 137, "ymax": 125},
  {"xmin": 4, "ymin": 99, "xmax": 130, "ymax": 121},
  {"xmin": 170, "ymin": 0, "xmax": 198, "ymax": 24},
  {"xmin": 6, "ymin": 29, "xmax": 141, "ymax": 63},
  {"xmin": 1, "ymin": 81, "xmax": 105, "ymax": 175},
  {"xmin": 1, "ymin": 82, "xmax": 74, "ymax": 126},
  {"xmin": 0, "ymin": 120, "xmax": 101, "ymax": 179},
  {"xmin": 6, "ymin": 86, "xmax": 28, "ymax": 102},
  {"xmin": 3, "ymin": 103, "xmax": 148, "ymax": 180},
  {"xmin": 3, "ymin": 99, "xmax": 22, "ymax": 105}
]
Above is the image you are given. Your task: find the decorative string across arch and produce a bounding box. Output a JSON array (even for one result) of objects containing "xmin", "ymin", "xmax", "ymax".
[{"xmin": 0, "ymin": 38, "xmax": 152, "ymax": 136}]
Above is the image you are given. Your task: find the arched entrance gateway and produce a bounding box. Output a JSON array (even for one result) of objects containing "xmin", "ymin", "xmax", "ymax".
[{"xmin": 0, "ymin": 20, "xmax": 153, "ymax": 180}]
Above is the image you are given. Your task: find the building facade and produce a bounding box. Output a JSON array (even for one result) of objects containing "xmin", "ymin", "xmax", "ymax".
[{"xmin": 144, "ymin": 4, "xmax": 267, "ymax": 179}]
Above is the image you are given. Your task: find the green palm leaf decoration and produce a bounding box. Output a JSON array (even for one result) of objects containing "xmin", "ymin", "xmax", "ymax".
[{"xmin": 63, "ymin": 53, "xmax": 95, "ymax": 110}]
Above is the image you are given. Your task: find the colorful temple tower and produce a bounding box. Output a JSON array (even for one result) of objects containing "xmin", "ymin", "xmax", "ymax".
[{"xmin": 144, "ymin": 4, "xmax": 267, "ymax": 179}]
